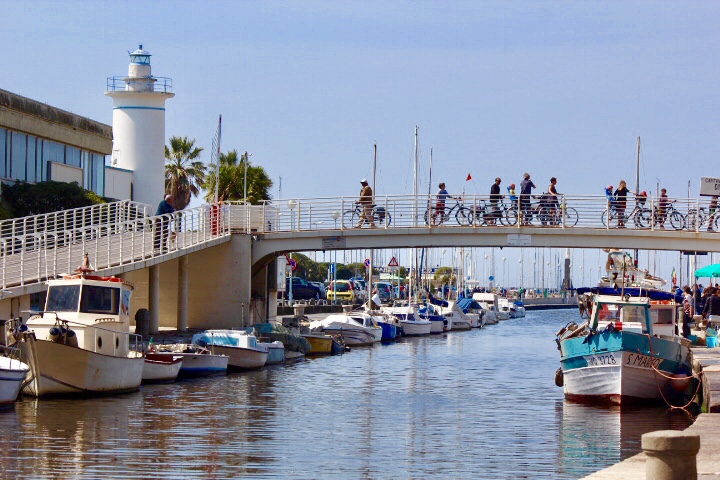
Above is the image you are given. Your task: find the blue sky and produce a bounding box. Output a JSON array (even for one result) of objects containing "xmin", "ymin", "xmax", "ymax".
[{"xmin": 3, "ymin": 1, "xmax": 719, "ymax": 283}]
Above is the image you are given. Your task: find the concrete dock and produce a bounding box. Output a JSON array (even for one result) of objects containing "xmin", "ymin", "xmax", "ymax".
[{"xmin": 584, "ymin": 345, "xmax": 720, "ymax": 479}]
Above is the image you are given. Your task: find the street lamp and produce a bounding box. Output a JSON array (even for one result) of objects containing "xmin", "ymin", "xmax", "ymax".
[
  {"xmin": 519, "ymin": 257, "xmax": 523, "ymax": 295},
  {"xmin": 331, "ymin": 211, "xmax": 340, "ymax": 229},
  {"xmin": 502, "ymin": 257, "xmax": 507, "ymax": 289}
]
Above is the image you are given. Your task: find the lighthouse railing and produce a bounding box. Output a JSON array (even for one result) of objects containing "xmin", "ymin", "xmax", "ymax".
[{"xmin": 106, "ymin": 76, "xmax": 173, "ymax": 94}]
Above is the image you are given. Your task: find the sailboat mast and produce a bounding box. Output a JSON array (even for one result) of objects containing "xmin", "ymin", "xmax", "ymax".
[
  {"xmin": 634, "ymin": 136, "xmax": 640, "ymax": 267},
  {"xmin": 411, "ymin": 127, "xmax": 419, "ymax": 300},
  {"xmin": 368, "ymin": 145, "xmax": 377, "ymax": 308}
]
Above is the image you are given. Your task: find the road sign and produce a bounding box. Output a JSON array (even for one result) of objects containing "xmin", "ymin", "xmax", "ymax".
[
  {"xmin": 388, "ymin": 256, "xmax": 399, "ymax": 267},
  {"xmin": 364, "ymin": 258, "xmax": 371, "ymax": 269},
  {"xmin": 288, "ymin": 258, "xmax": 297, "ymax": 271},
  {"xmin": 489, "ymin": 275, "xmax": 494, "ymax": 281},
  {"xmin": 329, "ymin": 263, "xmax": 335, "ymax": 274}
]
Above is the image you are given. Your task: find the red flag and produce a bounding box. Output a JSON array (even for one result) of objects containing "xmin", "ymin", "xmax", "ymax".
[{"xmin": 466, "ymin": 173, "xmax": 472, "ymax": 181}]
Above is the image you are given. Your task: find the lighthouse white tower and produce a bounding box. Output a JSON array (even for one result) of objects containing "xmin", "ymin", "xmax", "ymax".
[{"xmin": 105, "ymin": 45, "xmax": 174, "ymax": 206}]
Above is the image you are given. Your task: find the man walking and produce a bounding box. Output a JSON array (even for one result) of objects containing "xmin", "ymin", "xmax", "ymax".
[
  {"xmin": 520, "ymin": 173, "xmax": 536, "ymax": 225},
  {"xmin": 489, "ymin": 178, "xmax": 502, "ymax": 225},
  {"xmin": 356, "ymin": 179, "xmax": 376, "ymax": 228},
  {"xmin": 155, "ymin": 194, "xmax": 174, "ymax": 253}
]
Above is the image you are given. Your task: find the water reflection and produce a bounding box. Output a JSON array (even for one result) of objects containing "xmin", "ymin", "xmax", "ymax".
[{"xmin": 0, "ymin": 310, "xmax": 694, "ymax": 479}]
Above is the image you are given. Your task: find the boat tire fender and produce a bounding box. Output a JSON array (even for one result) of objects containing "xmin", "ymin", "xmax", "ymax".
[{"xmin": 555, "ymin": 368, "xmax": 564, "ymax": 387}]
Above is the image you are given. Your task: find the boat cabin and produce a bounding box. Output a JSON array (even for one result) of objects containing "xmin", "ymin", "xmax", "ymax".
[
  {"xmin": 27, "ymin": 275, "xmax": 134, "ymax": 356},
  {"xmin": 591, "ymin": 295, "xmax": 651, "ymax": 335}
]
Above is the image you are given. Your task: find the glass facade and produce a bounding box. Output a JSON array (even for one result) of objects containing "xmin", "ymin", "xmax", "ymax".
[{"xmin": 0, "ymin": 127, "xmax": 106, "ymax": 195}]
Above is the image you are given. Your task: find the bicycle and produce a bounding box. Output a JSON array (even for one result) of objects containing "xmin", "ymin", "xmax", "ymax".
[
  {"xmin": 650, "ymin": 200, "xmax": 685, "ymax": 230},
  {"xmin": 342, "ymin": 202, "xmax": 392, "ymax": 228},
  {"xmin": 601, "ymin": 196, "xmax": 651, "ymax": 228},
  {"xmin": 538, "ymin": 197, "xmax": 579, "ymax": 227},
  {"xmin": 467, "ymin": 199, "xmax": 511, "ymax": 226},
  {"xmin": 687, "ymin": 206, "xmax": 719, "ymax": 231},
  {"xmin": 424, "ymin": 198, "xmax": 471, "ymax": 226}
]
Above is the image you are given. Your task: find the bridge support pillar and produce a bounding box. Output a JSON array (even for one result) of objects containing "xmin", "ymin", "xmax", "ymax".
[
  {"xmin": 177, "ymin": 255, "xmax": 188, "ymax": 332},
  {"xmin": 149, "ymin": 264, "xmax": 160, "ymax": 335}
]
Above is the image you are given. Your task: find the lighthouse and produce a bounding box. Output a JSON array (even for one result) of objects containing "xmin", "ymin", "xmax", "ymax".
[{"xmin": 105, "ymin": 45, "xmax": 174, "ymax": 206}]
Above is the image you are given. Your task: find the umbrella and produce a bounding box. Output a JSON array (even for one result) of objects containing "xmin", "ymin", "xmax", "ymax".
[{"xmin": 694, "ymin": 264, "xmax": 720, "ymax": 278}]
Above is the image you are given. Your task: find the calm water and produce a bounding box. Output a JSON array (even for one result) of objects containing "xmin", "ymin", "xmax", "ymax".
[{"xmin": 0, "ymin": 310, "xmax": 693, "ymax": 479}]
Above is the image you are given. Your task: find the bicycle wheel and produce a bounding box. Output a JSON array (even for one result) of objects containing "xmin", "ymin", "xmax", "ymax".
[
  {"xmin": 455, "ymin": 207, "xmax": 472, "ymax": 226},
  {"xmin": 669, "ymin": 211, "xmax": 686, "ymax": 230},
  {"xmin": 505, "ymin": 207, "xmax": 518, "ymax": 226},
  {"xmin": 634, "ymin": 209, "xmax": 651, "ymax": 229},
  {"xmin": 342, "ymin": 209, "xmax": 358, "ymax": 228},
  {"xmin": 601, "ymin": 209, "xmax": 615, "ymax": 227},
  {"xmin": 562, "ymin": 207, "xmax": 579, "ymax": 227},
  {"xmin": 423, "ymin": 208, "xmax": 432, "ymax": 226},
  {"xmin": 374, "ymin": 209, "xmax": 391, "ymax": 227}
]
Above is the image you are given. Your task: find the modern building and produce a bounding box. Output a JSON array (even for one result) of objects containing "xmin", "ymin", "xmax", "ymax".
[{"xmin": 0, "ymin": 88, "xmax": 113, "ymax": 196}]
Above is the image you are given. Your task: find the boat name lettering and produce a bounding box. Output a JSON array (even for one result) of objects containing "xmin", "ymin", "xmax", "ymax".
[
  {"xmin": 626, "ymin": 353, "xmax": 661, "ymax": 369},
  {"xmin": 587, "ymin": 354, "xmax": 617, "ymax": 366}
]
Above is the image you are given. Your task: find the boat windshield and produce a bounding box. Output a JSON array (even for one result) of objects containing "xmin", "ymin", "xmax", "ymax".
[
  {"xmin": 80, "ymin": 286, "xmax": 120, "ymax": 315},
  {"xmin": 46, "ymin": 285, "xmax": 81, "ymax": 312},
  {"xmin": 595, "ymin": 303, "xmax": 646, "ymax": 324}
]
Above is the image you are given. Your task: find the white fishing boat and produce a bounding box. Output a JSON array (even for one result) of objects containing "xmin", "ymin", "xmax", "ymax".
[
  {"xmin": 309, "ymin": 313, "xmax": 382, "ymax": 346},
  {"xmin": 142, "ymin": 353, "xmax": 183, "ymax": 383},
  {"xmin": 513, "ymin": 301, "xmax": 527, "ymax": 318},
  {"xmin": 14, "ymin": 273, "xmax": 144, "ymax": 397},
  {"xmin": 380, "ymin": 306, "xmax": 432, "ymax": 336},
  {"xmin": 192, "ymin": 330, "xmax": 268, "ymax": 371},
  {"xmin": 0, "ymin": 348, "xmax": 29, "ymax": 407},
  {"xmin": 498, "ymin": 298, "xmax": 518, "ymax": 318},
  {"xmin": 436, "ymin": 301, "xmax": 473, "ymax": 330},
  {"xmin": 261, "ymin": 340, "xmax": 286, "ymax": 365},
  {"xmin": 473, "ymin": 293, "xmax": 506, "ymax": 322},
  {"xmin": 151, "ymin": 344, "xmax": 229, "ymax": 377},
  {"xmin": 455, "ymin": 298, "xmax": 486, "ymax": 328}
]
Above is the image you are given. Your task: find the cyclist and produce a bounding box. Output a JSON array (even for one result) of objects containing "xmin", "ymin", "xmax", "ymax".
[
  {"xmin": 433, "ymin": 182, "xmax": 460, "ymax": 225},
  {"xmin": 656, "ymin": 188, "xmax": 669, "ymax": 229},
  {"xmin": 489, "ymin": 178, "xmax": 502, "ymax": 225},
  {"xmin": 709, "ymin": 196, "xmax": 718, "ymax": 232},
  {"xmin": 355, "ymin": 178, "xmax": 376, "ymax": 228},
  {"xmin": 545, "ymin": 177, "xmax": 562, "ymax": 224},
  {"xmin": 614, "ymin": 180, "xmax": 629, "ymax": 228},
  {"xmin": 520, "ymin": 173, "xmax": 536, "ymax": 225}
]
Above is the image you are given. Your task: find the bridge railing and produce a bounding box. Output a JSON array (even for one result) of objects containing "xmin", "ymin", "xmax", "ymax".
[
  {"xmin": 242, "ymin": 195, "xmax": 720, "ymax": 234},
  {"xmin": 1, "ymin": 203, "xmax": 230, "ymax": 290}
]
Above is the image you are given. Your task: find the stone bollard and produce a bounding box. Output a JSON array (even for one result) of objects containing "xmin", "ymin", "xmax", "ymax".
[
  {"xmin": 293, "ymin": 304, "xmax": 306, "ymax": 318},
  {"xmin": 642, "ymin": 430, "xmax": 700, "ymax": 480}
]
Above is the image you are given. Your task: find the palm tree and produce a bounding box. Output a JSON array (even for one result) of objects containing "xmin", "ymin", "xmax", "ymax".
[
  {"xmin": 164, "ymin": 136, "xmax": 206, "ymax": 210},
  {"xmin": 204, "ymin": 150, "xmax": 273, "ymax": 204}
]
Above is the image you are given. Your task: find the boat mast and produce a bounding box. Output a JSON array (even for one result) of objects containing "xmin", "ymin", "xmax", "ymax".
[
  {"xmin": 212, "ymin": 114, "xmax": 222, "ymax": 203},
  {"xmin": 369, "ymin": 144, "xmax": 377, "ymax": 309},
  {"xmin": 411, "ymin": 126, "xmax": 419, "ymax": 301},
  {"xmin": 634, "ymin": 136, "xmax": 640, "ymax": 268}
]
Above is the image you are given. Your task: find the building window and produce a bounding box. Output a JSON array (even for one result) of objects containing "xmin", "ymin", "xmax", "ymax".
[
  {"xmin": 0, "ymin": 128, "xmax": 6, "ymax": 178},
  {"xmin": 93, "ymin": 154, "xmax": 105, "ymax": 196},
  {"xmin": 44, "ymin": 141, "xmax": 64, "ymax": 164},
  {"xmin": 11, "ymin": 132, "xmax": 27, "ymax": 181},
  {"xmin": 66, "ymin": 146, "xmax": 81, "ymax": 168},
  {"xmin": 26, "ymin": 135, "xmax": 37, "ymax": 183}
]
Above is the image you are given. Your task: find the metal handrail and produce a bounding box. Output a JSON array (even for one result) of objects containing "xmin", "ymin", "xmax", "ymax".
[{"xmin": 106, "ymin": 76, "xmax": 173, "ymax": 93}]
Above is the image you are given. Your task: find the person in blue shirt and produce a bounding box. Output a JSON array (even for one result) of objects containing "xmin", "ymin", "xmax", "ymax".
[
  {"xmin": 433, "ymin": 182, "xmax": 458, "ymax": 225},
  {"xmin": 155, "ymin": 194, "xmax": 175, "ymax": 253}
]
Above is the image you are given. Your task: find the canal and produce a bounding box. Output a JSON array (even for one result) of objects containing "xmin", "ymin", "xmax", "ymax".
[{"xmin": 0, "ymin": 310, "xmax": 693, "ymax": 479}]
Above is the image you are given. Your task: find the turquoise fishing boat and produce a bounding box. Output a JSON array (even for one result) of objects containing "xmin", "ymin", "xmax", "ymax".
[{"xmin": 555, "ymin": 294, "xmax": 692, "ymax": 405}]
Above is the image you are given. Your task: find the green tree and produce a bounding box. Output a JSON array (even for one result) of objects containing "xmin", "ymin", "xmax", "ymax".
[
  {"xmin": 2, "ymin": 181, "xmax": 104, "ymax": 217},
  {"xmin": 164, "ymin": 136, "xmax": 206, "ymax": 210},
  {"xmin": 203, "ymin": 150, "xmax": 272, "ymax": 204}
]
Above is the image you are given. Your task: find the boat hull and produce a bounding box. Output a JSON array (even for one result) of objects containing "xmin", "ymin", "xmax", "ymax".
[
  {"xmin": 428, "ymin": 319, "xmax": 444, "ymax": 334},
  {"xmin": 302, "ymin": 335, "xmax": 333, "ymax": 355},
  {"xmin": 152, "ymin": 351, "xmax": 228, "ymax": 377},
  {"xmin": 399, "ymin": 320, "xmax": 432, "ymax": 336},
  {"xmin": 20, "ymin": 338, "xmax": 144, "ymax": 397},
  {"xmin": 323, "ymin": 327, "xmax": 376, "ymax": 346},
  {"xmin": 377, "ymin": 321, "xmax": 397, "ymax": 341},
  {"xmin": 264, "ymin": 343, "xmax": 286, "ymax": 365},
  {"xmin": 450, "ymin": 320, "xmax": 472, "ymax": 330},
  {"xmin": 560, "ymin": 331, "xmax": 689, "ymax": 404},
  {"xmin": 0, "ymin": 358, "xmax": 29, "ymax": 406},
  {"xmin": 210, "ymin": 345, "xmax": 268, "ymax": 371},
  {"xmin": 142, "ymin": 355, "xmax": 183, "ymax": 384}
]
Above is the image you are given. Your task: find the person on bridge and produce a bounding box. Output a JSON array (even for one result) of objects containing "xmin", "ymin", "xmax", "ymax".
[
  {"xmin": 656, "ymin": 188, "xmax": 669, "ymax": 229},
  {"xmin": 614, "ymin": 181, "xmax": 630, "ymax": 228},
  {"xmin": 520, "ymin": 173, "xmax": 536, "ymax": 225},
  {"xmin": 489, "ymin": 178, "xmax": 502, "ymax": 225},
  {"xmin": 709, "ymin": 196, "xmax": 718, "ymax": 232},
  {"xmin": 155, "ymin": 194, "xmax": 175, "ymax": 253},
  {"xmin": 433, "ymin": 182, "xmax": 460, "ymax": 225},
  {"xmin": 356, "ymin": 179, "xmax": 376, "ymax": 228}
]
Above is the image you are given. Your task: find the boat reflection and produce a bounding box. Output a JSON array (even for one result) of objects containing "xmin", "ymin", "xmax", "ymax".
[{"xmin": 556, "ymin": 399, "xmax": 693, "ymax": 478}]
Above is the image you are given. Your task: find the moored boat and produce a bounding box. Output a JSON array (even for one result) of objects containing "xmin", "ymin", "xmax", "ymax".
[
  {"xmin": 253, "ymin": 322, "xmax": 311, "ymax": 361},
  {"xmin": 380, "ymin": 306, "xmax": 432, "ymax": 336},
  {"xmin": 151, "ymin": 344, "xmax": 229, "ymax": 377},
  {"xmin": 261, "ymin": 341, "xmax": 285, "ymax": 365},
  {"xmin": 556, "ymin": 293, "xmax": 692, "ymax": 404},
  {"xmin": 0, "ymin": 347, "xmax": 30, "ymax": 407},
  {"xmin": 14, "ymin": 273, "xmax": 144, "ymax": 397},
  {"xmin": 142, "ymin": 354, "xmax": 183, "ymax": 384},
  {"xmin": 309, "ymin": 314, "xmax": 382, "ymax": 346},
  {"xmin": 193, "ymin": 330, "xmax": 268, "ymax": 371}
]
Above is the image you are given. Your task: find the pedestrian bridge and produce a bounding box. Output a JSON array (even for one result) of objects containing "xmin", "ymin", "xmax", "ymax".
[
  {"xmin": 2, "ymin": 194, "xmax": 719, "ymax": 296},
  {"xmin": 247, "ymin": 194, "xmax": 720, "ymax": 264}
]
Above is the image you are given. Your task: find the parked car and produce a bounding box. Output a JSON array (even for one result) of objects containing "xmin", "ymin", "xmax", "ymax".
[
  {"xmin": 326, "ymin": 280, "xmax": 355, "ymax": 302},
  {"xmin": 286, "ymin": 277, "xmax": 323, "ymax": 300},
  {"xmin": 373, "ymin": 282, "xmax": 394, "ymax": 304},
  {"xmin": 351, "ymin": 280, "xmax": 368, "ymax": 302},
  {"xmin": 309, "ymin": 281, "xmax": 326, "ymax": 297}
]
